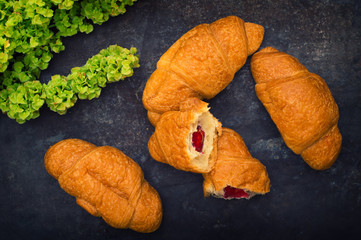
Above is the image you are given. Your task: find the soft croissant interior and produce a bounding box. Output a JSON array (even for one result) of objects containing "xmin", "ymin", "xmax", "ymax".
[{"xmin": 187, "ymin": 111, "xmax": 217, "ymax": 171}]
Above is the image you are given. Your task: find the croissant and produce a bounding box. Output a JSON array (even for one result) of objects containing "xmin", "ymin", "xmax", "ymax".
[
  {"xmin": 203, "ymin": 128, "xmax": 270, "ymax": 199},
  {"xmin": 148, "ymin": 98, "xmax": 222, "ymax": 173},
  {"xmin": 251, "ymin": 47, "xmax": 342, "ymax": 170},
  {"xmin": 44, "ymin": 139, "xmax": 162, "ymax": 233},
  {"xmin": 142, "ymin": 16, "xmax": 264, "ymax": 126}
]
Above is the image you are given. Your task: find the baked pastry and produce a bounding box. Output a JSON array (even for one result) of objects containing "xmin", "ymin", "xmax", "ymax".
[
  {"xmin": 251, "ymin": 47, "xmax": 342, "ymax": 170},
  {"xmin": 142, "ymin": 16, "xmax": 264, "ymax": 126},
  {"xmin": 148, "ymin": 98, "xmax": 222, "ymax": 173},
  {"xmin": 44, "ymin": 139, "xmax": 162, "ymax": 233},
  {"xmin": 203, "ymin": 128, "xmax": 270, "ymax": 199}
]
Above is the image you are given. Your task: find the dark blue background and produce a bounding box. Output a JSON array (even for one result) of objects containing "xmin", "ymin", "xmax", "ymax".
[{"xmin": 1, "ymin": 0, "xmax": 360, "ymax": 239}]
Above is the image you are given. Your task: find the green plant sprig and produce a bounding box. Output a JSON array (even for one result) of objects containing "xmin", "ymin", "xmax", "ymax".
[
  {"xmin": 1, "ymin": 45, "xmax": 139, "ymax": 123},
  {"xmin": 1, "ymin": 0, "xmax": 137, "ymax": 88},
  {"xmin": 0, "ymin": 0, "xmax": 138, "ymax": 123},
  {"xmin": 45, "ymin": 45, "xmax": 140, "ymax": 115}
]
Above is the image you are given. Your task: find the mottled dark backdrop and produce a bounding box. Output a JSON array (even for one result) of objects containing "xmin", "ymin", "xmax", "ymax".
[{"xmin": 1, "ymin": 0, "xmax": 360, "ymax": 239}]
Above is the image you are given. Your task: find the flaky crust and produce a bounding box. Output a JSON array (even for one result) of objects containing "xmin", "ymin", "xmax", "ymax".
[
  {"xmin": 203, "ymin": 128, "xmax": 270, "ymax": 198},
  {"xmin": 148, "ymin": 98, "xmax": 222, "ymax": 173},
  {"xmin": 251, "ymin": 47, "xmax": 342, "ymax": 170},
  {"xmin": 142, "ymin": 16, "xmax": 264, "ymax": 126},
  {"xmin": 44, "ymin": 139, "xmax": 162, "ymax": 233}
]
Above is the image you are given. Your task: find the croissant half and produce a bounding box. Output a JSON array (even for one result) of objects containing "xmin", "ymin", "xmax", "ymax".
[
  {"xmin": 44, "ymin": 139, "xmax": 162, "ymax": 233},
  {"xmin": 148, "ymin": 98, "xmax": 222, "ymax": 173},
  {"xmin": 251, "ymin": 47, "xmax": 342, "ymax": 170},
  {"xmin": 142, "ymin": 16, "xmax": 264, "ymax": 126},
  {"xmin": 203, "ymin": 128, "xmax": 270, "ymax": 199}
]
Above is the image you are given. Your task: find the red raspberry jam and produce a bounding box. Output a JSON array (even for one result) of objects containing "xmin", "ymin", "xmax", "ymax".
[
  {"xmin": 223, "ymin": 186, "xmax": 249, "ymax": 199},
  {"xmin": 192, "ymin": 125, "xmax": 205, "ymax": 153}
]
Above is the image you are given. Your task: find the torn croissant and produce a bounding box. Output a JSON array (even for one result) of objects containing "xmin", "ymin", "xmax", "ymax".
[
  {"xmin": 44, "ymin": 139, "xmax": 162, "ymax": 233},
  {"xmin": 142, "ymin": 16, "xmax": 264, "ymax": 126},
  {"xmin": 251, "ymin": 47, "xmax": 342, "ymax": 170},
  {"xmin": 203, "ymin": 128, "xmax": 270, "ymax": 199},
  {"xmin": 148, "ymin": 98, "xmax": 222, "ymax": 173}
]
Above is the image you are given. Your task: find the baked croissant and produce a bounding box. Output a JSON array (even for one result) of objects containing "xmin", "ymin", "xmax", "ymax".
[
  {"xmin": 203, "ymin": 128, "xmax": 270, "ymax": 199},
  {"xmin": 142, "ymin": 16, "xmax": 264, "ymax": 126},
  {"xmin": 44, "ymin": 139, "xmax": 162, "ymax": 233},
  {"xmin": 148, "ymin": 98, "xmax": 222, "ymax": 173},
  {"xmin": 251, "ymin": 47, "xmax": 342, "ymax": 170}
]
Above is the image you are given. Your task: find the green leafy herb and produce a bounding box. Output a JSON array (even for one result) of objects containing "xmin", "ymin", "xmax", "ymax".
[
  {"xmin": 43, "ymin": 74, "xmax": 77, "ymax": 115},
  {"xmin": 47, "ymin": 45, "xmax": 139, "ymax": 114},
  {"xmin": 0, "ymin": 0, "xmax": 138, "ymax": 123},
  {"xmin": 0, "ymin": 80, "xmax": 45, "ymax": 123}
]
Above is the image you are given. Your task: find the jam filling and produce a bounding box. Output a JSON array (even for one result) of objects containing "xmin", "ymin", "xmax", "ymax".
[
  {"xmin": 223, "ymin": 186, "xmax": 249, "ymax": 199},
  {"xmin": 192, "ymin": 125, "xmax": 205, "ymax": 153}
]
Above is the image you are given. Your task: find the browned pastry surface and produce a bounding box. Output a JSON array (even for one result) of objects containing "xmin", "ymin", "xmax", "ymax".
[
  {"xmin": 203, "ymin": 128, "xmax": 270, "ymax": 199},
  {"xmin": 148, "ymin": 98, "xmax": 222, "ymax": 173},
  {"xmin": 44, "ymin": 139, "xmax": 162, "ymax": 233},
  {"xmin": 251, "ymin": 47, "xmax": 342, "ymax": 170},
  {"xmin": 142, "ymin": 16, "xmax": 264, "ymax": 126}
]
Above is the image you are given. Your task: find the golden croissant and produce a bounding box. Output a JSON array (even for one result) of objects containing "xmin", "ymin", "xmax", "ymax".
[
  {"xmin": 251, "ymin": 47, "xmax": 342, "ymax": 170},
  {"xmin": 148, "ymin": 98, "xmax": 222, "ymax": 173},
  {"xmin": 44, "ymin": 139, "xmax": 162, "ymax": 233},
  {"xmin": 203, "ymin": 128, "xmax": 270, "ymax": 199},
  {"xmin": 142, "ymin": 16, "xmax": 264, "ymax": 126}
]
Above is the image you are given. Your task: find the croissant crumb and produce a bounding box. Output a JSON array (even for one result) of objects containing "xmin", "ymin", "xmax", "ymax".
[{"xmin": 148, "ymin": 98, "xmax": 222, "ymax": 173}]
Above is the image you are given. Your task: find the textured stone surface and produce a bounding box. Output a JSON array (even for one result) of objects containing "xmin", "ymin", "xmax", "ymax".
[{"xmin": 1, "ymin": 0, "xmax": 361, "ymax": 239}]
